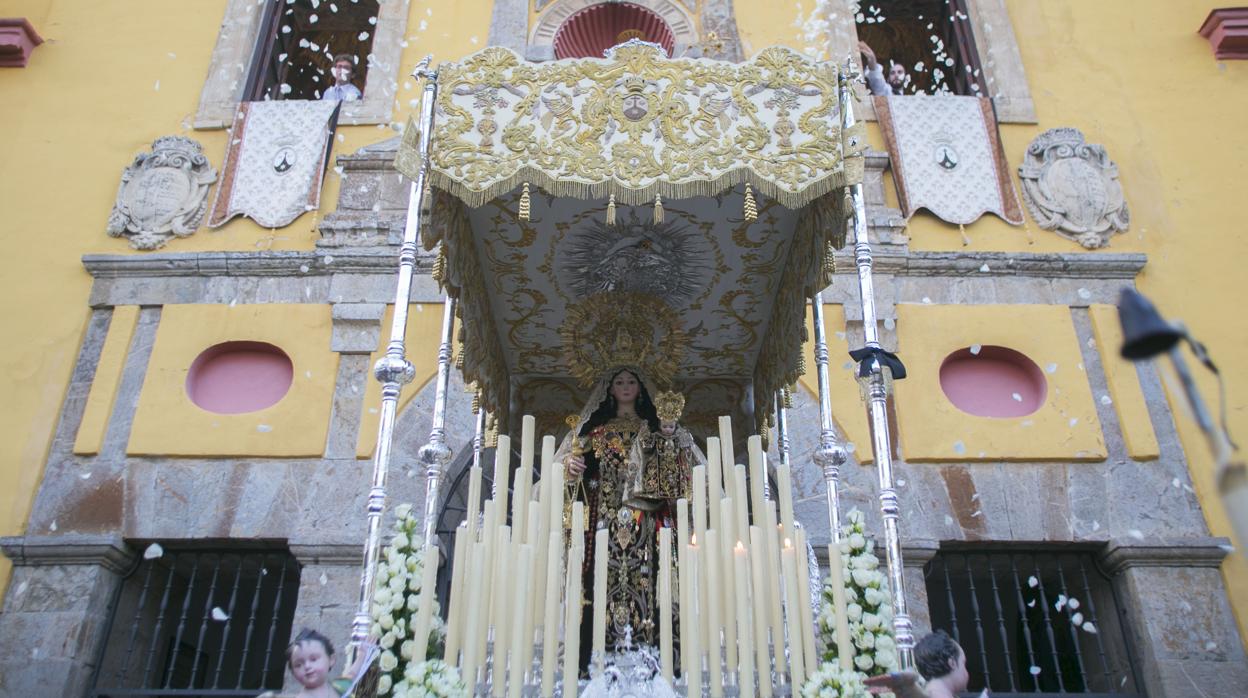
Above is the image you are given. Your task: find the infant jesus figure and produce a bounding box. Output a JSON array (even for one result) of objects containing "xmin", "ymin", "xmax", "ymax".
[{"xmin": 624, "ymin": 390, "xmax": 702, "ymax": 511}]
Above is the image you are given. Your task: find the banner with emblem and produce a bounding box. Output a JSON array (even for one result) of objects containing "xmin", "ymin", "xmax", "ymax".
[
  {"xmin": 208, "ymin": 100, "xmax": 340, "ymax": 229},
  {"xmin": 873, "ymin": 95, "xmax": 1023, "ymax": 225}
]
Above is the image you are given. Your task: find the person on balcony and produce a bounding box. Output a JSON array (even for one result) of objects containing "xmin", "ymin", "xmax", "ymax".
[
  {"xmin": 322, "ymin": 54, "xmax": 362, "ymax": 101},
  {"xmin": 859, "ymin": 41, "xmax": 908, "ymax": 96}
]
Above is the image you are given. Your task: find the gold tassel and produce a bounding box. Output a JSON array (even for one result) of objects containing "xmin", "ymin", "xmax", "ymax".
[
  {"xmin": 959, "ymin": 223, "xmax": 971, "ymax": 246},
  {"xmin": 431, "ymin": 247, "xmax": 447, "ymax": 285},
  {"xmin": 761, "ymin": 427, "xmax": 770, "ymax": 452},
  {"xmin": 784, "ymin": 384, "xmax": 795, "ymax": 409},
  {"xmin": 653, "ymin": 194, "xmax": 664, "ymax": 224},
  {"xmin": 606, "ymin": 193, "xmax": 616, "ymax": 226},
  {"xmin": 743, "ymin": 183, "xmax": 757, "ymax": 222},
  {"xmin": 843, "ymin": 186, "xmax": 853, "ymax": 214},
  {"xmin": 518, "ymin": 182, "xmax": 531, "ymax": 221},
  {"xmin": 797, "ymin": 354, "xmax": 807, "ymax": 375},
  {"xmin": 471, "ymin": 390, "xmax": 480, "ymax": 413},
  {"xmin": 421, "ymin": 181, "xmax": 433, "ymax": 217},
  {"xmin": 455, "ymin": 346, "xmax": 465, "ymax": 370}
]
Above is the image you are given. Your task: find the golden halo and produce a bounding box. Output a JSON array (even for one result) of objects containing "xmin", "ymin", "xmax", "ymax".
[{"xmin": 560, "ymin": 292, "xmax": 687, "ymax": 388}]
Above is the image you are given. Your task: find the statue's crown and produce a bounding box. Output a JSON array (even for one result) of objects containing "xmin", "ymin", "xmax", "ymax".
[{"xmin": 654, "ymin": 390, "xmax": 685, "ymax": 422}]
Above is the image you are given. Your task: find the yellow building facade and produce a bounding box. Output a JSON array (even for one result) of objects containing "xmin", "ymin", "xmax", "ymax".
[{"xmin": 0, "ymin": 0, "xmax": 1245, "ymax": 695}]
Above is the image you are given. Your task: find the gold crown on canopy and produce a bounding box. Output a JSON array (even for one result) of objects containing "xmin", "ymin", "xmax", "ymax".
[
  {"xmin": 560, "ymin": 292, "xmax": 687, "ymax": 388},
  {"xmin": 653, "ymin": 390, "xmax": 685, "ymax": 422}
]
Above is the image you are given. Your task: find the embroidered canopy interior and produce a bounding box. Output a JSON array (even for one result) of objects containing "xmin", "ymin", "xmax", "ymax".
[{"xmin": 396, "ymin": 42, "xmax": 864, "ymax": 437}]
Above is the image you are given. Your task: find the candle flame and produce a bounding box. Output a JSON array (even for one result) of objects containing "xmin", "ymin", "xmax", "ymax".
[
  {"xmin": 690, "ymin": 534, "xmax": 697, "ymax": 545},
  {"xmin": 784, "ymin": 538, "xmax": 793, "ymax": 548},
  {"xmin": 735, "ymin": 541, "xmax": 746, "ymax": 551}
]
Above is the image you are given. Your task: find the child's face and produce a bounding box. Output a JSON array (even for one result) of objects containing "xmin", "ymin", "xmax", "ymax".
[
  {"xmin": 660, "ymin": 420, "xmax": 677, "ymax": 436},
  {"xmin": 289, "ymin": 639, "xmax": 332, "ymax": 689}
]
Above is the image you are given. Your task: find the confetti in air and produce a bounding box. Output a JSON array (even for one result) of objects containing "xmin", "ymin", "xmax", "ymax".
[
  {"xmin": 144, "ymin": 543, "xmax": 164, "ymax": 559},
  {"xmin": 212, "ymin": 607, "xmax": 230, "ymax": 621}
]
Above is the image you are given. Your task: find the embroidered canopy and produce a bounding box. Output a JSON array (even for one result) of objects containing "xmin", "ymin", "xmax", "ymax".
[{"xmin": 396, "ymin": 43, "xmax": 864, "ymax": 438}]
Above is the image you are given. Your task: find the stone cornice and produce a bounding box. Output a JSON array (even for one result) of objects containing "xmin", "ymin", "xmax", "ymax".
[
  {"xmin": 84, "ymin": 249, "xmax": 1145, "ymax": 281},
  {"xmin": 1099, "ymin": 536, "xmax": 1232, "ymax": 575},
  {"xmin": 289, "ymin": 543, "xmax": 365, "ymax": 565},
  {"xmin": 0, "ymin": 534, "xmax": 136, "ymax": 574}
]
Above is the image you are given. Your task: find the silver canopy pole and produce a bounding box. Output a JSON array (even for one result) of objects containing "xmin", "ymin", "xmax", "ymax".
[
  {"xmin": 838, "ymin": 59, "xmax": 916, "ymax": 670},
  {"xmin": 348, "ymin": 59, "xmax": 439, "ymax": 654},
  {"xmin": 810, "ymin": 296, "xmax": 848, "ymax": 543},
  {"xmin": 420, "ymin": 295, "xmax": 458, "ymax": 546}
]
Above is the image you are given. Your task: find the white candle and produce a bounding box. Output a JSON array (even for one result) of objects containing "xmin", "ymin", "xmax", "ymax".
[
  {"xmin": 705, "ymin": 438, "xmax": 722, "ymax": 547},
  {"xmin": 521, "ymin": 415, "xmax": 536, "ymax": 469},
  {"xmin": 777, "ymin": 463, "xmax": 796, "ymax": 542},
  {"xmin": 443, "ymin": 526, "xmax": 468, "ymax": 666},
  {"xmin": 827, "ymin": 542, "xmax": 855, "ymax": 670},
  {"xmin": 541, "ymin": 531, "xmax": 562, "ymax": 695},
  {"xmin": 765, "ymin": 508, "xmax": 786, "ymax": 679},
  {"xmin": 494, "ymin": 434, "xmax": 511, "ymax": 528},
  {"xmin": 795, "ymin": 527, "xmax": 818, "ymax": 673},
  {"xmin": 462, "ymin": 540, "xmax": 486, "ymax": 686},
  {"xmin": 678, "ymin": 540, "xmax": 690, "ymax": 686},
  {"xmin": 523, "ymin": 508, "xmax": 541, "ymax": 670},
  {"xmin": 492, "ymin": 527, "xmax": 513, "ymax": 698},
  {"xmin": 592, "ymin": 528, "xmax": 608, "ymax": 672},
  {"xmin": 734, "ymin": 464, "xmax": 750, "ymax": 535},
  {"xmin": 747, "ymin": 436, "xmax": 766, "ymax": 528},
  {"xmin": 733, "ymin": 542, "xmax": 756, "ymax": 698},
  {"xmin": 718, "ymin": 503, "xmax": 738, "ymax": 673},
  {"xmin": 481, "ymin": 501, "xmax": 498, "ymax": 659},
  {"xmin": 466, "ymin": 465, "xmax": 483, "ymax": 543},
  {"xmin": 570, "ymin": 500, "xmax": 585, "ymax": 549},
  {"xmin": 684, "ymin": 542, "xmax": 702, "ymax": 694},
  {"xmin": 692, "ymin": 465, "xmax": 708, "ymax": 543},
  {"xmin": 534, "ymin": 436, "xmax": 556, "ymax": 629},
  {"xmin": 705, "ymin": 529, "xmax": 723, "ymax": 697},
  {"xmin": 781, "ymin": 539, "xmax": 805, "ymax": 687},
  {"xmin": 513, "ymin": 466, "xmax": 531, "ymax": 546},
  {"xmin": 748, "ymin": 527, "xmax": 773, "ymax": 698},
  {"xmin": 718, "ymin": 415, "xmax": 736, "ymax": 488},
  {"xmin": 676, "ymin": 498, "xmax": 690, "ymax": 547},
  {"xmin": 659, "ymin": 527, "xmax": 674, "ymax": 683},
  {"xmin": 414, "ymin": 546, "xmax": 439, "ymax": 664},
  {"xmin": 508, "ymin": 543, "xmax": 534, "ymax": 698},
  {"xmin": 548, "ymin": 436, "xmax": 565, "ymax": 539},
  {"xmin": 563, "ymin": 543, "xmax": 585, "ymax": 697}
]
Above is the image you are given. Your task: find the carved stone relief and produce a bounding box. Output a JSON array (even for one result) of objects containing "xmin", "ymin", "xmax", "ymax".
[
  {"xmin": 106, "ymin": 136, "xmax": 216, "ymax": 250},
  {"xmin": 1018, "ymin": 128, "xmax": 1129, "ymax": 249}
]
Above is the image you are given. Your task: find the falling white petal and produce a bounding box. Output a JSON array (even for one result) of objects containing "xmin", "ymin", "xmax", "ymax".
[
  {"xmin": 212, "ymin": 607, "xmax": 230, "ymax": 621},
  {"xmin": 1028, "ymin": 575, "xmax": 1038, "ymax": 588},
  {"xmin": 979, "ymin": 264, "xmax": 991, "ymax": 272},
  {"xmin": 358, "ymin": 31, "xmax": 370, "ymax": 41},
  {"xmin": 144, "ymin": 543, "xmax": 165, "ymax": 560},
  {"xmin": 1127, "ymin": 529, "xmax": 1145, "ymax": 540},
  {"xmin": 1029, "ymin": 666, "xmax": 1042, "ymax": 676},
  {"xmin": 1083, "ymin": 622, "xmax": 1098, "ymax": 634},
  {"xmin": 320, "ymin": 571, "xmax": 329, "ymax": 586},
  {"xmin": 1072, "ymin": 612, "xmax": 1084, "ymax": 626}
]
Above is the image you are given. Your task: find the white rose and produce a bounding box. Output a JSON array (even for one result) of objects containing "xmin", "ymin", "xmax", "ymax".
[
  {"xmin": 405, "ymin": 661, "xmax": 422, "ymax": 681},
  {"xmin": 375, "ymin": 588, "xmax": 393, "ymax": 606},
  {"xmin": 862, "ymin": 612, "xmax": 882, "ymax": 631},
  {"xmin": 855, "ymin": 631, "xmax": 875, "ymax": 649},
  {"xmin": 847, "ymin": 603, "xmax": 863, "ymax": 621},
  {"xmin": 409, "ymin": 575, "xmax": 422, "ymax": 592},
  {"xmin": 392, "ymin": 532, "xmax": 411, "ymax": 550},
  {"xmin": 380, "ymin": 631, "xmax": 396, "ymax": 649},
  {"xmin": 876, "ymin": 648, "xmax": 897, "ymax": 670},
  {"xmin": 393, "ymin": 619, "xmax": 407, "ymax": 639},
  {"xmin": 854, "ymin": 653, "xmax": 874, "ymax": 671},
  {"xmin": 863, "ymin": 587, "xmax": 884, "ymax": 606},
  {"xmin": 380, "ymin": 612, "xmax": 395, "ymax": 630},
  {"xmin": 389, "ymin": 575, "xmax": 405, "ymax": 593},
  {"xmin": 851, "ymin": 568, "xmax": 874, "ymax": 588},
  {"xmin": 395, "ymin": 503, "xmax": 413, "ymax": 520},
  {"xmin": 379, "ymin": 649, "xmax": 399, "ymax": 672},
  {"xmin": 848, "ymin": 509, "xmax": 865, "ymax": 525},
  {"xmin": 875, "ymin": 633, "xmax": 895, "ymax": 651},
  {"xmin": 378, "ymin": 674, "xmax": 393, "ymax": 695},
  {"xmin": 848, "ymin": 533, "xmax": 867, "ymax": 550},
  {"xmin": 408, "ymin": 593, "xmax": 421, "ymax": 612},
  {"xmin": 400, "ymin": 638, "xmax": 417, "ymax": 660},
  {"xmin": 843, "ymin": 585, "xmax": 859, "ymax": 602}
]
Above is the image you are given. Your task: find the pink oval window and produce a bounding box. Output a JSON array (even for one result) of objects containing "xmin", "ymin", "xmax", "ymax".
[
  {"xmin": 939, "ymin": 346, "xmax": 1047, "ymax": 418},
  {"xmin": 186, "ymin": 341, "xmax": 293, "ymax": 414},
  {"xmin": 553, "ymin": 2, "xmax": 676, "ymax": 60}
]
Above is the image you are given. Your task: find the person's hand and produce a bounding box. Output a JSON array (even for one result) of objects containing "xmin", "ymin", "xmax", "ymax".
[
  {"xmin": 566, "ymin": 454, "xmax": 586, "ymax": 478},
  {"xmin": 858, "ymin": 40, "xmax": 879, "ymax": 68},
  {"xmin": 864, "ymin": 671, "xmax": 927, "ymax": 698}
]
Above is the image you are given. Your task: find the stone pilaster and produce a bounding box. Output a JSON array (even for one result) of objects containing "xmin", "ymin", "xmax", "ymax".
[
  {"xmin": 0, "ymin": 534, "xmax": 135, "ymax": 696},
  {"xmin": 286, "ymin": 544, "xmax": 365, "ymax": 693}
]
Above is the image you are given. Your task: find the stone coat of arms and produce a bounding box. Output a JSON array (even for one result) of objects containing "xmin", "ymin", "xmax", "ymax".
[
  {"xmin": 1018, "ymin": 127, "xmax": 1129, "ymax": 249},
  {"xmin": 107, "ymin": 135, "xmax": 216, "ymax": 250}
]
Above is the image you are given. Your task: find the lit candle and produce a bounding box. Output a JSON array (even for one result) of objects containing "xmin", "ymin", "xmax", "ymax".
[
  {"xmin": 781, "ymin": 539, "xmax": 805, "ymax": 687},
  {"xmin": 494, "ymin": 434, "xmax": 511, "ymax": 528},
  {"xmin": 541, "ymin": 531, "xmax": 562, "ymax": 695},
  {"xmin": 592, "ymin": 527, "xmax": 608, "ymax": 673},
  {"xmin": 508, "ymin": 543, "xmax": 534, "ymax": 698},
  {"xmin": 705, "ymin": 528, "xmax": 723, "ymax": 697},
  {"xmin": 777, "ymin": 463, "xmax": 796, "ymax": 543},
  {"xmin": 443, "ymin": 526, "xmax": 468, "ymax": 666},
  {"xmin": 706, "ymin": 438, "xmax": 722, "ymax": 549},
  {"xmin": 748, "ymin": 527, "xmax": 774, "ymax": 698},
  {"xmin": 659, "ymin": 527, "xmax": 674, "ymax": 682},
  {"xmin": 692, "ymin": 465, "xmax": 708, "ymax": 543},
  {"xmin": 684, "ymin": 541, "xmax": 702, "ymax": 694},
  {"xmin": 733, "ymin": 542, "xmax": 756, "ymax": 698},
  {"xmin": 795, "ymin": 527, "xmax": 818, "ymax": 673},
  {"xmin": 563, "ymin": 543, "xmax": 585, "ymax": 697},
  {"xmin": 492, "ymin": 527, "xmax": 513, "ymax": 698},
  {"xmin": 462, "ymin": 540, "xmax": 486, "ymax": 686},
  {"xmin": 719, "ymin": 503, "xmax": 738, "ymax": 673},
  {"xmin": 747, "ymin": 436, "xmax": 766, "ymax": 529},
  {"xmin": 827, "ymin": 541, "xmax": 855, "ymax": 670}
]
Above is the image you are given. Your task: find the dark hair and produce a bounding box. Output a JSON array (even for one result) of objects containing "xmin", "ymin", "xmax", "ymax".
[
  {"xmin": 333, "ymin": 54, "xmax": 355, "ymax": 68},
  {"xmin": 580, "ymin": 369, "xmax": 660, "ymax": 435},
  {"xmin": 914, "ymin": 630, "xmax": 961, "ymax": 681},
  {"xmin": 286, "ymin": 627, "xmax": 334, "ymax": 668}
]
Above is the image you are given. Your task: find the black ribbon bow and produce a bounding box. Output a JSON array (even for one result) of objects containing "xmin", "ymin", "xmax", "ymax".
[{"xmin": 849, "ymin": 346, "xmax": 907, "ymax": 380}]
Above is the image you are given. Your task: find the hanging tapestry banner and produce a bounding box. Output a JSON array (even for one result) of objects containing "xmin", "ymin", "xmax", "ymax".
[
  {"xmin": 396, "ymin": 42, "xmax": 865, "ymax": 209},
  {"xmin": 873, "ymin": 95, "xmax": 1023, "ymax": 226},
  {"xmin": 208, "ymin": 100, "xmax": 340, "ymax": 229}
]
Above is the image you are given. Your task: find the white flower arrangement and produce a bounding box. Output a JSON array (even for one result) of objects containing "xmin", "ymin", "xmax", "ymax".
[
  {"xmin": 800, "ymin": 662, "xmax": 872, "ymax": 698},
  {"xmin": 817, "ymin": 508, "xmax": 898, "ymax": 680},
  {"xmin": 371, "ymin": 503, "xmax": 447, "ymax": 695}
]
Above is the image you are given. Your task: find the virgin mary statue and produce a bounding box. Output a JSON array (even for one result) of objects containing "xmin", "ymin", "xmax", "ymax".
[{"xmin": 555, "ymin": 366, "xmax": 705, "ymax": 671}]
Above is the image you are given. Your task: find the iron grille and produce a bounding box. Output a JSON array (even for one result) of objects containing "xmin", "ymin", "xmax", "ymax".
[
  {"xmin": 91, "ymin": 547, "xmax": 301, "ymax": 697},
  {"xmin": 925, "ymin": 548, "xmax": 1141, "ymax": 696}
]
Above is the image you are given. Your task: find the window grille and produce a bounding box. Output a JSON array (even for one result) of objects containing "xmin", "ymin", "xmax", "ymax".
[
  {"xmin": 243, "ymin": 0, "xmax": 380, "ymax": 102},
  {"xmin": 91, "ymin": 546, "xmax": 301, "ymax": 697},
  {"xmin": 924, "ymin": 548, "xmax": 1141, "ymax": 696}
]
